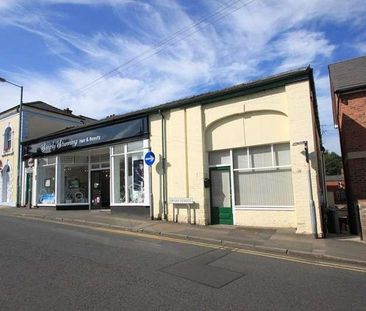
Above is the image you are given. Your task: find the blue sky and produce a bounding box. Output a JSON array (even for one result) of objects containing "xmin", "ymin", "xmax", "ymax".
[{"xmin": 1, "ymin": 0, "xmax": 366, "ymax": 153}]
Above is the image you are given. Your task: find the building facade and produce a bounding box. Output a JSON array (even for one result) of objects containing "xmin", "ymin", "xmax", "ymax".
[
  {"xmin": 329, "ymin": 56, "xmax": 366, "ymax": 239},
  {"xmin": 22, "ymin": 67, "xmax": 325, "ymax": 235},
  {"xmin": 0, "ymin": 101, "xmax": 92, "ymax": 206}
]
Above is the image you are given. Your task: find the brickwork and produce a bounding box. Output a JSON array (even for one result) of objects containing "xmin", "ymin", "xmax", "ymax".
[{"xmin": 338, "ymin": 90, "xmax": 366, "ymax": 237}]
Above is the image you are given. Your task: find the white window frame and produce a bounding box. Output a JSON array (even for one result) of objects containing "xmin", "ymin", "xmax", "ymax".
[
  {"xmin": 209, "ymin": 142, "xmax": 295, "ymax": 213},
  {"xmin": 110, "ymin": 139, "xmax": 150, "ymax": 206},
  {"xmin": 2, "ymin": 126, "xmax": 13, "ymax": 155},
  {"xmin": 36, "ymin": 157, "xmax": 57, "ymax": 207}
]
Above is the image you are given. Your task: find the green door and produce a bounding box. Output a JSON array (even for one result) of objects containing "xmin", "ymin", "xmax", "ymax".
[{"xmin": 210, "ymin": 167, "xmax": 233, "ymax": 225}]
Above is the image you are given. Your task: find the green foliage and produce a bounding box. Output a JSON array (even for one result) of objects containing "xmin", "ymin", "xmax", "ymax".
[{"xmin": 324, "ymin": 150, "xmax": 342, "ymax": 176}]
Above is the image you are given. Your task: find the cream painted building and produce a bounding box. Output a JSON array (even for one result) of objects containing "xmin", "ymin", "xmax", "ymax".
[
  {"xmin": 0, "ymin": 101, "xmax": 92, "ymax": 206},
  {"xmin": 149, "ymin": 67, "xmax": 324, "ymax": 235},
  {"xmin": 22, "ymin": 67, "xmax": 325, "ymax": 236}
]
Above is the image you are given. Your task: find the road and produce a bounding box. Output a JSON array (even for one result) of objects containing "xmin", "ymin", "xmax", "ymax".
[{"xmin": 0, "ymin": 215, "xmax": 365, "ymax": 311}]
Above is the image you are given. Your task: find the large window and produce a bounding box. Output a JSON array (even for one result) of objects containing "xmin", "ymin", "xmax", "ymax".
[
  {"xmin": 37, "ymin": 157, "xmax": 56, "ymax": 204},
  {"xmin": 112, "ymin": 141, "xmax": 147, "ymax": 205},
  {"xmin": 209, "ymin": 143, "xmax": 294, "ymax": 209},
  {"xmin": 233, "ymin": 143, "xmax": 294, "ymax": 208},
  {"xmin": 59, "ymin": 154, "xmax": 89, "ymax": 204}
]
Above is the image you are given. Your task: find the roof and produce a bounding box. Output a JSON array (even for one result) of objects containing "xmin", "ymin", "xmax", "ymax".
[
  {"xmin": 0, "ymin": 100, "xmax": 95, "ymax": 123},
  {"xmin": 24, "ymin": 66, "xmax": 319, "ymax": 144},
  {"xmin": 329, "ymin": 56, "xmax": 366, "ymax": 93},
  {"xmin": 328, "ymin": 55, "xmax": 366, "ymax": 125},
  {"xmin": 23, "ymin": 101, "xmax": 95, "ymax": 122}
]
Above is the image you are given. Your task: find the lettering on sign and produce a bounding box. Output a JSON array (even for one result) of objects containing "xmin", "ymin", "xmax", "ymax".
[{"xmin": 24, "ymin": 117, "xmax": 148, "ymax": 158}]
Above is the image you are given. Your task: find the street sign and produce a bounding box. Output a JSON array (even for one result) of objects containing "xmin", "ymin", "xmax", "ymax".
[{"xmin": 144, "ymin": 151, "xmax": 155, "ymax": 166}]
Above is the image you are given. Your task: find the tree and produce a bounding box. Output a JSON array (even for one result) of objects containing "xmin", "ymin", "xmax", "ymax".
[{"xmin": 323, "ymin": 150, "xmax": 342, "ymax": 175}]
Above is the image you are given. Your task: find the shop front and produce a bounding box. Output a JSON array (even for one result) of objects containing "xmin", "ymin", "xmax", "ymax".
[{"xmin": 21, "ymin": 117, "xmax": 151, "ymax": 214}]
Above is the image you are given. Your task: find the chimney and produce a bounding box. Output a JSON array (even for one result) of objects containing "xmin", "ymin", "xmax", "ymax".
[{"xmin": 64, "ymin": 108, "xmax": 73, "ymax": 114}]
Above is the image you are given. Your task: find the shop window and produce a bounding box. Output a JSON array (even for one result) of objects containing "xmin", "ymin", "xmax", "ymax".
[
  {"xmin": 127, "ymin": 152, "xmax": 144, "ymax": 203},
  {"xmin": 59, "ymin": 154, "xmax": 89, "ymax": 204},
  {"xmin": 37, "ymin": 157, "xmax": 56, "ymax": 204},
  {"xmin": 111, "ymin": 142, "xmax": 147, "ymax": 205},
  {"xmin": 113, "ymin": 155, "xmax": 126, "ymax": 203},
  {"xmin": 128, "ymin": 140, "xmax": 143, "ymax": 152},
  {"xmin": 234, "ymin": 170, "xmax": 294, "ymax": 206},
  {"xmin": 250, "ymin": 145, "xmax": 272, "ymax": 168},
  {"xmin": 3, "ymin": 127, "xmax": 12, "ymax": 153},
  {"xmin": 274, "ymin": 143, "xmax": 291, "ymax": 166},
  {"xmin": 233, "ymin": 143, "xmax": 294, "ymax": 208},
  {"xmin": 233, "ymin": 148, "xmax": 248, "ymax": 169}
]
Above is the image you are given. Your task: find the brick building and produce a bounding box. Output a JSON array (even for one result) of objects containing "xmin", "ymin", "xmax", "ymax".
[{"xmin": 329, "ymin": 56, "xmax": 366, "ymax": 239}]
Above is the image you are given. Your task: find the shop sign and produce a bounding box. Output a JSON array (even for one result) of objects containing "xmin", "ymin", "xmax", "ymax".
[
  {"xmin": 24, "ymin": 117, "xmax": 148, "ymax": 158},
  {"xmin": 144, "ymin": 151, "xmax": 155, "ymax": 166}
]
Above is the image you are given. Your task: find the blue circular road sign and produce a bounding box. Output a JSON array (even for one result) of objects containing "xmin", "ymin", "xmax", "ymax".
[{"xmin": 144, "ymin": 151, "xmax": 155, "ymax": 166}]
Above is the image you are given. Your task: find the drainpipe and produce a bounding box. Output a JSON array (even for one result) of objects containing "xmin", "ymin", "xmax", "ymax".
[{"xmin": 158, "ymin": 110, "xmax": 167, "ymax": 220}]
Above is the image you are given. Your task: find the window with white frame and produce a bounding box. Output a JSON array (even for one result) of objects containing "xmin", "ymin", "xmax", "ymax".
[
  {"xmin": 111, "ymin": 140, "xmax": 148, "ymax": 205},
  {"xmin": 3, "ymin": 127, "xmax": 12, "ymax": 153},
  {"xmin": 209, "ymin": 143, "xmax": 294, "ymax": 209},
  {"xmin": 233, "ymin": 143, "xmax": 294, "ymax": 208},
  {"xmin": 37, "ymin": 156, "xmax": 56, "ymax": 204}
]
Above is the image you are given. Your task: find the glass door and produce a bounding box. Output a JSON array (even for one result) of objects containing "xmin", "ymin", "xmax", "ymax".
[
  {"xmin": 91, "ymin": 170, "xmax": 110, "ymax": 209},
  {"xmin": 210, "ymin": 167, "xmax": 233, "ymax": 225}
]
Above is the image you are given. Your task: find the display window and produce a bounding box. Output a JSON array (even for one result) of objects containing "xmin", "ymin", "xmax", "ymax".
[
  {"xmin": 59, "ymin": 154, "xmax": 89, "ymax": 204},
  {"xmin": 37, "ymin": 157, "xmax": 56, "ymax": 204},
  {"xmin": 111, "ymin": 140, "xmax": 149, "ymax": 205},
  {"xmin": 32, "ymin": 140, "xmax": 149, "ymax": 207}
]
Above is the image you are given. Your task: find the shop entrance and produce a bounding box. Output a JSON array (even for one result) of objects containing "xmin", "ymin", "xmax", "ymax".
[
  {"xmin": 210, "ymin": 167, "xmax": 233, "ymax": 225},
  {"xmin": 91, "ymin": 170, "xmax": 110, "ymax": 209}
]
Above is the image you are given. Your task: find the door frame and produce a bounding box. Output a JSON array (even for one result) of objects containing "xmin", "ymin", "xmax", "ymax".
[
  {"xmin": 90, "ymin": 169, "xmax": 110, "ymax": 209},
  {"xmin": 209, "ymin": 165, "xmax": 234, "ymax": 225}
]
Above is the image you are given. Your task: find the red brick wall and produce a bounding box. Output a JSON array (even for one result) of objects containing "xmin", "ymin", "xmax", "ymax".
[
  {"xmin": 339, "ymin": 91, "xmax": 366, "ymax": 153},
  {"xmin": 338, "ymin": 91, "xmax": 366, "ymax": 236}
]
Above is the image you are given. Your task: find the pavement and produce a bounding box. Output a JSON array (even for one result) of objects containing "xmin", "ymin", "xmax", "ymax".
[{"xmin": 1, "ymin": 206, "xmax": 365, "ymax": 267}]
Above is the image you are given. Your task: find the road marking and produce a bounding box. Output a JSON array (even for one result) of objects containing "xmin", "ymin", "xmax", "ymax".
[{"xmin": 12, "ymin": 214, "xmax": 366, "ymax": 274}]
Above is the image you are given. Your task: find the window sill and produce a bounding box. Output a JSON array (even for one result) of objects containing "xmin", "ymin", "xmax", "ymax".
[{"xmin": 235, "ymin": 206, "xmax": 295, "ymax": 211}]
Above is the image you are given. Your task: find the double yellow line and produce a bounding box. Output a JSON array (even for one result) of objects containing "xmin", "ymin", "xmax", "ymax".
[{"xmin": 15, "ymin": 215, "xmax": 366, "ymax": 274}]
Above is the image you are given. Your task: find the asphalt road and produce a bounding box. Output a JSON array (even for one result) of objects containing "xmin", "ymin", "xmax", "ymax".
[{"xmin": 0, "ymin": 215, "xmax": 365, "ymax": 311}]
